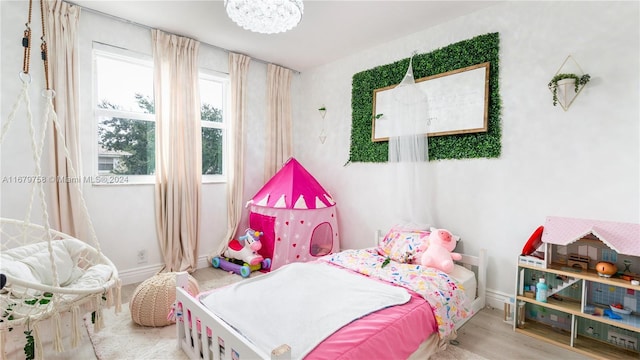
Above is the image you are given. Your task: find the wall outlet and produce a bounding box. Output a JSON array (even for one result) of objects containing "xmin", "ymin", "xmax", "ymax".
[{"xmin": 137, "ymin": 249, "xmax": 148, "ymax": 264}]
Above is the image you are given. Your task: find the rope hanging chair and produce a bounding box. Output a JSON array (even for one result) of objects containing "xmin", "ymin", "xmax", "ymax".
[{"xmin": 0, "ymin": 1, "xmax": 121, "ymax": 358}]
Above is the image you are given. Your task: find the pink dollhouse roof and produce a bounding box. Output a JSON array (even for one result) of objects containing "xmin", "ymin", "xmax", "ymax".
[
  {"xmin": 249, "ymin": 158, "xmax": 336, "ymax": 210},
  {"xmin": 542, "ymin": 216, "xmax": 640, "ymax": 257}
]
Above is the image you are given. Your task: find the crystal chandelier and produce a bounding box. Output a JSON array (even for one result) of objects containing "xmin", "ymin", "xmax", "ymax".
[{"xmin": 224, "ymin": 0, "xmax": 304, "ymax": 34}]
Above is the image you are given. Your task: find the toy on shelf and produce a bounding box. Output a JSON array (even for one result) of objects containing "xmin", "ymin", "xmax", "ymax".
[
  {"xmin": 213, "ymin": 228, "xmax": 271, "ymax": 277},
  {"xmin": 596, "ymin": 261, "xmax": 618, "ymax": 277}
]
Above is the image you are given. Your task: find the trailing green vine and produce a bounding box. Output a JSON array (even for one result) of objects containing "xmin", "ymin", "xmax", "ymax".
[
  {"xmin": 548, "ymin": 73, "xmax": 590, "ymax": 106},
  {"xmin": 1, "ymin": 302, "xmax": 16, "ymax": 332},
  {"xmin": 24, "ymin": 292, "xmax": 53, "ymax": 305},
  {"xmin": 24, "ymin": 329, "xmax": 35, "ymax": 360},
  {"xmin": 91, "ymin": 293, "xmax": 108, "ymax": 324},
  {"xmin": 349, "ymin": 32, "xmax": 501, "ymax": 163}
]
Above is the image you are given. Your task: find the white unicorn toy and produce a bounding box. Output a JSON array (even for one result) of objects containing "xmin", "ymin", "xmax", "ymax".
[{"xmin": 223, "ymin": 228, "xmax": 264, "ymax": 266}]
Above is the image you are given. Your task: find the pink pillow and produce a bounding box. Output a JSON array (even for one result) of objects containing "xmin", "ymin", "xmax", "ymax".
[{"xmin": 378, "ymin": 227, "xmax": 430, "ymax": 263}]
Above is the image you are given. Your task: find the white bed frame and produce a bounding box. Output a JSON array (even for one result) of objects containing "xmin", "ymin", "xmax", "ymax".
[
  {"xmin": 454, "ymin": 249, "xmax": 487, "ymax": 329},
  {"xmin": 175, "ymin": 232, "xmax": 487, "ymax": 360}
]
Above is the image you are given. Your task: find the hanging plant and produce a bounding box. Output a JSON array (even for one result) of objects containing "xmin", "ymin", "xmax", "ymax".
[{"xmin": 548, "ymin": 73, "xmax": 590, "ymax": 106}]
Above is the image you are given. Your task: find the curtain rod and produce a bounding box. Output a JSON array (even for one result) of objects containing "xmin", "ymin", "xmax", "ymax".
[{"xmin": 66, "ymin": 1, "xmax": 299, "ymax": 74}]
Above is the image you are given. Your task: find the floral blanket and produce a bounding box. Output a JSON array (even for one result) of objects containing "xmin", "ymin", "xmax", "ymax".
[{"xmin": 319, "ymin": 248, "xmax": 471, "ymax": 339}]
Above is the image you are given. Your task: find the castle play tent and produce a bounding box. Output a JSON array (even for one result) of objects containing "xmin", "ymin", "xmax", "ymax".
[{"xmin": 248, "ymin": 158, "xmax": 340, "ymax": 271}]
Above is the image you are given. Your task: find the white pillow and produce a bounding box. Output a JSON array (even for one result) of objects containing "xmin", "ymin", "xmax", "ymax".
[{"xmin": 1, "ymin": 240, "xmax": 84, "ymax": 287}]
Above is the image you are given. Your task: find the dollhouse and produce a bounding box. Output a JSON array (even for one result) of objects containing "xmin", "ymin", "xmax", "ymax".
[{"xmin": 515, "ymin": 216, "xmax": 640, "ymax": 359}]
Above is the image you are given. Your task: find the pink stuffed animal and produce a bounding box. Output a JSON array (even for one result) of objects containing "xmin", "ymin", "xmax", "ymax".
[{"xmin": 419, "ymin": 228, "xmax": 461, "ymax": 273}]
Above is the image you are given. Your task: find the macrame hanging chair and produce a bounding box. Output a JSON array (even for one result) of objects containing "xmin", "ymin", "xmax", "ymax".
[{"xmin": 0, "ymin": 1, "xmax": 121, "ymax": 358}]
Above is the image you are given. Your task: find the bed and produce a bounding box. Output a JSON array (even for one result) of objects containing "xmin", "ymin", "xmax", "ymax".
[{"xmin": 175, "ymin": 228, "xmax": 487, "ymax": 360}]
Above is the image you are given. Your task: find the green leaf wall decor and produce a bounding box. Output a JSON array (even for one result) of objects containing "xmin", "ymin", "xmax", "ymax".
[{"xmin": 349, "ymin": 32, "xmax": 501, "ymax": 163}]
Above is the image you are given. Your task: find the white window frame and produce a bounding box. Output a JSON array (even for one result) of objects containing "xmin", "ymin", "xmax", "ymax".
[
  {"xmin": 93, "ymin": 44, "xmax": 230, "ymax": 185},
  {"xmin": 200, "ymin": 69, "xmax": 229, "ymax": 184},
  {"xmin": 93, "ymin": 43, "xmax": 155, "ymax": 185}
]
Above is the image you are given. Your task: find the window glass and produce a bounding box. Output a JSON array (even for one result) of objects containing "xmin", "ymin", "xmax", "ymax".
[
  {"xmin": 95, "ymin": 54, "xmax": 154, "ymax": 114},
  {"xmin": 200, "ymin": 73, "xmax": 227, "ymax": 177},
  {"xmin": 95, "ymin": 48, "xmax": 155, "ymax": 177},
  {"xmin": 94, "ymin": 46, "xmax": 228, "ymax": 181}
]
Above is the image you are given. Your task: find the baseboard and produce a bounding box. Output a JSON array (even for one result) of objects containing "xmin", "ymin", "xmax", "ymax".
[
  {"xmin": 485, "ymin": 288, "xmax": 514, "ymax": 310},
  {"xmin": 118, "ymin": 255, "xmax": 212, "ymax": 285}
]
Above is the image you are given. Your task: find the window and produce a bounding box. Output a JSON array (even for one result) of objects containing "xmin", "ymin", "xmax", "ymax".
[
  {"xmin": 94, "ymin": 44, "xmax": 228, "ymax": 183},
  {"xmin": 601, "ymin": 249, "xmax": 617, "ymax": 263},
  {"xmin": 94, "ymin": 45, "xmax": 155, "ymax": 181},
  {"xmin": 310, "ymin": 223, "xmax": 334, "ymax": 257},
  {"xmin": 200, "ymin": 71, "xmax": 228, "ymax": 181}
]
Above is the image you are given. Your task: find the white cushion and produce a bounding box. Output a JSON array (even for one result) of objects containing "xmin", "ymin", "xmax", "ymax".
[{"xmin": 0, "ymin": 239, "xmax": 95, "ymax": 287}]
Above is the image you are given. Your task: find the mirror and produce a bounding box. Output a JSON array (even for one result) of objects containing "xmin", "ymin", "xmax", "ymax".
[{"xmin": 372, "ymin": 62, "xmax": 490, "ymax": 142}]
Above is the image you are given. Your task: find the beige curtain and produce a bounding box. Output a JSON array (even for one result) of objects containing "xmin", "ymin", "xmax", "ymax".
[
  {"xmin": 212, "ymin": 53, "xmax": 251, "ymax": 258},
  {"xmin": 264, "ymin": 64, "xmax": 293, "ymax": 180},
  {"xmin": 43, "ymin": 0, "xmax": 84, "ymax": 238},
  {"xmin": 152, "ymin": 30, "xmax": 201, "ymax": 273}
]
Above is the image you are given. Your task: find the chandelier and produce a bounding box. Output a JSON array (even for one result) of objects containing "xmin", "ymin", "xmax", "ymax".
[{"xmin": 224, "ymin": 0, "xmax": 304, "ymax": 34}]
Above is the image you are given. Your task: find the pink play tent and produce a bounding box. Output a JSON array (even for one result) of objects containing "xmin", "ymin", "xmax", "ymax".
[{"xmin": 248, "ymin": 158, "xmax": 340, "ymax": 271}]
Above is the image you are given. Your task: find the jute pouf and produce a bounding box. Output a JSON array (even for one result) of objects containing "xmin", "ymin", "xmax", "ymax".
[{"xmin": 130, "ymin": 272, "xmax": 199, "ymax": 327}]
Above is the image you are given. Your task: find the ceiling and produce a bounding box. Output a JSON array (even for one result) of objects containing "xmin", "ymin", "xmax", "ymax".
[{"xmin": 71, "ymin": 0, "xmax": 499, "ymax": 72}]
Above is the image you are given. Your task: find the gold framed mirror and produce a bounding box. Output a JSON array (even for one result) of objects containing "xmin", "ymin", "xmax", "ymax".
[{"xmin": 371, "ymin": 62, "xmax": 490, "ymax": 142}]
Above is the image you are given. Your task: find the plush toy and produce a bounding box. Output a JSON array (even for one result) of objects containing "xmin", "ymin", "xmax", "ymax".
[{"xmin": 419, "ymin": 228, "xmax": 461, "ymax": 273}]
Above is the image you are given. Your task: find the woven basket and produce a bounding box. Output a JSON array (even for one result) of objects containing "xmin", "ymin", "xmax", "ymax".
[{"xmin": 130, "ymin": 272, "xmax": 199, "ymax": 327}]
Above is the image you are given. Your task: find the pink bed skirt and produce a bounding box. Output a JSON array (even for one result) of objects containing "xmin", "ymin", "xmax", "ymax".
[{"xmin": 305, "ymin": 290, "xmax": 437, "ymax": 359}]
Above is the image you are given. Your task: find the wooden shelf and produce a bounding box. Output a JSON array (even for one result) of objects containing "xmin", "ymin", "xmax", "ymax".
[
  {"xmin": 516, "ymin": 320, "xmax": 639, "ymax": 360},
  {"xmin": 515, "ymin": 320, "xmax": 572, "ymax": 347},
  {"xmin": 577, "ymin": 309, "xmax": 640, "ymax": 333},
  {"xmin": 518, "ymin": 263, "xmax": 640, "ymax": 291},
  {"xmin": 516, "ymin": 296, "xmax": 640, "ymax": 332},
  {"xmin": 517, "ymin": 295, "xmax": 581, "ymax": 315}
]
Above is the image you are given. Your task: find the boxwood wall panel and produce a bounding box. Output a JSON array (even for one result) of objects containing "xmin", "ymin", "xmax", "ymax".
[{"xmin": 349, "ymin": 32, "xmax": 501, "ymax": 163}]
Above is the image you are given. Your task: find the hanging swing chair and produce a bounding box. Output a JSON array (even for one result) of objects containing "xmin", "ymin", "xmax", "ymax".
[{"xmin": 0, "ymin": 1, "xmax": 121, "ymax": 358}]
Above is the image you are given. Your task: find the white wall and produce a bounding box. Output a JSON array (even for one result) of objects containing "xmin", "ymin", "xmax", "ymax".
[
  {"xmin": 2, "ymin": 1, "xmax": 638, "ymax": 299},
  {"xmin": 0, "ymin": 1, "xmax": 278, "ymax": 284},
  {"xmin": 294, "ymin": 1, "xmax": 639, "ymax": 299}
]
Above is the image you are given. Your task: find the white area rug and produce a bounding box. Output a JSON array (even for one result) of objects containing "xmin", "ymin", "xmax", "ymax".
[
  {"xmin": 85, "ymin": 303, "xmax": 188, "ymax": 360},
  {"xmin": 3, "ymin": 310, "xmax": 96, "ymax": 360}
]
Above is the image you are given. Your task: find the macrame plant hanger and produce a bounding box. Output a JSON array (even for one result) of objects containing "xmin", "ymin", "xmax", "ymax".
[{"xmin": 1, "ymin": 2, "xmax": 121, "ymax": 359}]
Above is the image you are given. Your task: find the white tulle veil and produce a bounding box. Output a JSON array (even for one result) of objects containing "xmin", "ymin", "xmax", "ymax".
[{"xmin": 387, "ymin": 55, "xmax": 432, "ymax": 227}]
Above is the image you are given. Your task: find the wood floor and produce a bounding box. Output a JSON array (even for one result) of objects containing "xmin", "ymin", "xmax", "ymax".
[{"xmin": 455, "ymin": 306, "xmax": 592, "ymax": 360}]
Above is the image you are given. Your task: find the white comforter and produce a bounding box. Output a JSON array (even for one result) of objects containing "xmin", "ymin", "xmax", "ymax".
[{"xmin": 200, "ymin": 261, "xmax": 410, "ymax": 359}]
